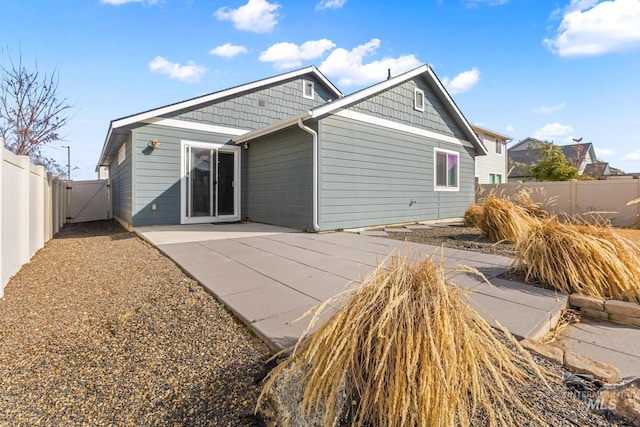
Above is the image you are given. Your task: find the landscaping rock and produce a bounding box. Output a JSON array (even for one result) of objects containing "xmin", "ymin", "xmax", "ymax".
[
  {"xmin": 606, "ymin": 300, "xmax": 640, "ymax": 317},
  {"xmin": 581, "ymin": 307, "xmax": 610, "ymax": 320},
  {"xmin": 520, "ymin": 338, "xmax": 564, "ymax": 365},
  {"xmin": 570, "ymin": 294, "xmax": 606, "ymax": 311},
  {"xmin": 597, "ymin": 377, "xmax": 640, "ymax": 426},
  {"xmin": 564, "ymin": 351, "xmax": 622, "ymax": 383},
  {"xmin": 261, "ymin": 364, "xmax": 350, "ymax": 427}
]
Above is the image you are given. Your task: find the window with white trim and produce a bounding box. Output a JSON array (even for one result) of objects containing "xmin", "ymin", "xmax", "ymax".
[
  {"xmin": 302, "ymin": 80, "xmax": 314, "ymax": 100},
  {"xmin": 496, "ymin": 139, "xmax": 502, "ymax": 154},
  {"xmin": 414, "ymin": 88, "xmax": 425, "ymax": 111},
  {"xmin": 490, "ymin": 173, "xmax": 502, "ymax": 184},
  {"xmin": 435, "ymin": 149, "xmax": 459, "ymax": 190},
  {"xmin": 117, "ymin": 142, "xmax": 126, "ymax": 165}
]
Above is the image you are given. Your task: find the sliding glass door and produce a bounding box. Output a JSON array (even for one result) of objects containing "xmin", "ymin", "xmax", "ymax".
[{"xmin": 182, "ymin": 142, "xmax": 239, "ymax": 223}]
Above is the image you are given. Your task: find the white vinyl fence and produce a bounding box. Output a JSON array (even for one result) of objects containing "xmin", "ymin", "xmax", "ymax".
[
  {"xmin": 1, "ymin": 147, "xmax": 69, "ymax": 297},
  {"xmin": 478, "ymin": 180, "xmax": 640, "ymax": 227}
]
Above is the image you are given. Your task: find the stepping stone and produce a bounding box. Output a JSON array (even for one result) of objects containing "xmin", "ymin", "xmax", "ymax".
[
  {"xmin": 384, "ymin": 227, "xmax": 412, "ymax": 233},
  {"xmin": 404, "ymin": 225, "xmax": 432, "ymax": 230},
  {"xmin": 359, "ymin": 230, "xmax": 389, "ymax": 237}
]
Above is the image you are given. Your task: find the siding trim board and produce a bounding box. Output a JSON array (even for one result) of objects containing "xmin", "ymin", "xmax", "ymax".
[
  {"xmin": 333, "ymin": 110, "xmax": 473, "ymax": 148},
  {"xmin": 142, "ymin": 117, "xmax": 250, "ymax": 136}
]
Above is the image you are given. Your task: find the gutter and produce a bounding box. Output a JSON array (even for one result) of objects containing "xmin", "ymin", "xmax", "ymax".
[{"xmin": 297, "ymin": 119, "xmax": 320, "ymax": 232}]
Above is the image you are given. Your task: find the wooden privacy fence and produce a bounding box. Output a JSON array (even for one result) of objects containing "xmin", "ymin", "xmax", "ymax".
[
  {"xmin": 478, "ymin": 180, "xmax": 640, "ymax": 227},
  {"xmin": 1, "ymin": 147, "xmax": 69, "ymax": 297}
]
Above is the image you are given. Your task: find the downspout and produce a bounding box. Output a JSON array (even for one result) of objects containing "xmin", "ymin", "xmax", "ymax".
[{"xmin": 297, "ymin": 118, "xmax": 320, "ymax": 231}]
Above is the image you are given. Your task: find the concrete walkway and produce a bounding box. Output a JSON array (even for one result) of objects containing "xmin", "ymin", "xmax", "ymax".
[{"xmin": 137, "ymin": 223, "xmax": 567, "ymax": 349}]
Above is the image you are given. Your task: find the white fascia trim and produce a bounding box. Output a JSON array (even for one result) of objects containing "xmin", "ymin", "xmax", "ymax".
[
  {"xmin": 111, "ymin": 67, "xmax": 341, "ymax": 129},
  {"xmin": 311, "ymin": 65, "xmax": 429, "ymax": 118},
  {"xmin": 141, "ymin": 117, "xmax": 250, "ymax": 136},
  {"xmin": 470, "ymin": 124, "xmax": 513, "ymax": 142},
  {"xmin": 233, "ymin": 111, "xmax": 311, "ymax": 145},
  {"xmin": 426, "ymin": 67, "xmax": 488, "ymax": 156},
  {"xmin": 96, "ymin": 125, "xmax": 114, "ymax": 171},
  {"xmin": 334, "ymin": 110, "xmax": 473, "ymax": 148}
]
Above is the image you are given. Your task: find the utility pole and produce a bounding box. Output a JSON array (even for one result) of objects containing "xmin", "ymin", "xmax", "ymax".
[{"xmin": 62, "ymin": 145, "xmax": 71, "ymax": 180}]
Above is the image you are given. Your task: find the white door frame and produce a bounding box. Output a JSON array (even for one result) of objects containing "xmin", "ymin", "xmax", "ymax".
[{"xmin": 180, "ymin": 140, "xmax": 241, "ymax": 224}]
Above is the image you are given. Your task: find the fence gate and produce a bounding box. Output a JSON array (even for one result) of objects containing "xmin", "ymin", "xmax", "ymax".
[{"xmin": 66, "ymin": 180, "xmax": 112, "ymax": 223}]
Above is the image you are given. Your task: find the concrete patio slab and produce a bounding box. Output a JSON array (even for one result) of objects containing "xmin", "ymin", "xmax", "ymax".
[
  {"xmin": 557, "ymin": 319, "xmax": 640, "ymax": 377},
  {"xmin": 252, "ymin": 306, "xmax": 339, "ymax": 351},
  {"xmin": 137, "ymin": 223, "xmax": 567, "ymax": 351},
  {"xmin": 136, "ymin": 222, "xmax": 296, "ymax": 245},
  {"xmin": 222, "ymin": 284, "xmax": 318, "ymax": 325}
]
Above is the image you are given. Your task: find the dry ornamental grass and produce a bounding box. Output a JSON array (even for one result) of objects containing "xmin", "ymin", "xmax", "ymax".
[
  {"xmin": 259, "ymin": 255, "xmax": 549, "ymax": 427},
  {"xmin": 514, "ymin": 219, "xmax": 640, "ymax": 303},
  {"xmin": 475, "ymin": 194, "xmax": 537, "ymax": 243}
]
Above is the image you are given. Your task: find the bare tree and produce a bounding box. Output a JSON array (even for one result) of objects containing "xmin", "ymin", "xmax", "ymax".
[{"xmin": 0, "ymin": 52, "xmax": 72, "ymax": 175}]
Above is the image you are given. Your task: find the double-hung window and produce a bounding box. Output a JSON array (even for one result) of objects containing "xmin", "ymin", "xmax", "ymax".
[{"xmin": 435, "ymin": 149, "xmax": 459, "ymax": 190}]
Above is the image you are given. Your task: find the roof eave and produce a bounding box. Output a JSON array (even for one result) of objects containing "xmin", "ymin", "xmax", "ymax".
[{"xmin": 233, "ymin": 111, "xmax": 312, "ymax": 145}]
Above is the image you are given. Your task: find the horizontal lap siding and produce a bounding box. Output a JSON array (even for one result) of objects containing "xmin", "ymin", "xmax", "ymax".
[
  {"xmin": 110, "ymin": 136, "xmax": 132, "ymax": 224},
  {"xmin": 131, "ymin": 124, "xmax": 236, "ymax": 226},
  {"xmin": 246, "ymin": 127, "xmax": 313, "ymax": 230},
  {"xmin": 318, "ymin": 116, "xmax": 475, "ymax": 230}
]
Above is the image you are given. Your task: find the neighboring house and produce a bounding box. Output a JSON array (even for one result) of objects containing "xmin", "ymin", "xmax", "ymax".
[
  {"xmin": 471, "ymin": 124, "xmax": 512, "ymax": 184},
  {"xmin": 583, "ymin": 162, "xmax": 610, "ymax": 179},
  {"xmin": 508, "ymin": 137, "xmax": 601, "ymax": 181},
  {"xmin": 96, "ymin": 64, "xmax": 487, "ymax": 231}
]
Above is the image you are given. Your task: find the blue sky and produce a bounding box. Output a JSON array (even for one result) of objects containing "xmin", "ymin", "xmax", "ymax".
[{"xmin": 2, "ymin": 0, "xmax": 640, "ymax": 179}]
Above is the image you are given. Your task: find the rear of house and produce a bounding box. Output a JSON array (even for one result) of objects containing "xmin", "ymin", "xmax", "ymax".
[{"xmin": 97, "ymin": 65, "xmax": 486, "ymax": 232}]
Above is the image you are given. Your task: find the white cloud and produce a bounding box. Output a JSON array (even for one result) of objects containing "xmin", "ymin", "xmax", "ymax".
[
  {"xmin": 259, "ymin": 39, "xmax": 336, "ymax": 69},
  {"xmin": 316, "ymin": 0, "xmax": 347, "ymax": 10},
  {"xmin": 506, "ymin": 125, "xmax": 514, "ymax": 132},
  {"xmin": 101, "ymin": 0, "xmax": 158, "ymax": 4},
  {"xmin": 210, "ymin": 43, "xmax": 248, "ymax": 58},
  {"xmin": 544, "ymin": 0, "xmax": 640, "ymax": 56},
  {"xmin": 533, "ymin": 122, "xmax": 574, "ymax": 141},
  {"xmin": 624, "ymin": 151, "xmax": 640, "ymax": 160},
  {"xmin": 441, "ymin": 68, "xmax": 480, "ymax": 95},
  {"xmin": 319, "ymin": 39, "xmax": 421, "ymax": 87},
  {"xmin": 214, "ymin": 0, "xmax": 280, "ymax": 33},
  {"xmin": 535, "ymin": 102, "xmax": 567, "ymax": 114},
  {"xmin": 148, "ymin": 56, "xmax": 207, "ymax": 83},
  {"xmin": 595, "ymin": 147, "xmax": 615, "ymax": 157},
  {"xmin": 464, "ymin": 0, "xmax": 510, "ymax": 7}
]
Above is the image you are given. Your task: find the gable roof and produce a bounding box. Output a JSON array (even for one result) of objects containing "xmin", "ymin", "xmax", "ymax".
[
  {"xmin": 471, "ymin": 124, "xmax": 513, "ymax": 142},
  {"xmin": 508, "ymin": 140, "xmax": 599, "ymax": 178},
  {"xmin": 234, "ymin": 64, "xmax": 487, "ymax": 155},
  {"xmin": 509, "ymin": 137, "xmax": 546, "ymax": 151},
  {"xmin": 583, "ymin": 162, "xmax": 610, "ymax": 178},
  {"xmin": 96, "ymin": 66, "xmax": 342, "ymax": 169},
  {"xmin": 561, "ymin": 142, "xmax": 596, "ymax": 168}
]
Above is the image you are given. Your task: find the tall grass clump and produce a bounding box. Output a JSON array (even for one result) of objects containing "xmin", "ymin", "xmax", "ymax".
[
  {"xmin": 259, "ymin": 255, "xmax": 547, "ymax": 427},
  {"xmin": 476, "ymin": 194, "xmax": 538, "ymax": 242},
  {"xmin": 463, "ymin": 203, "xmax": 483, "ymax": 228},
  {"xmin": 511, "ymin": 188, "xmax": 556, "ymax": 219},
  {"xmin": 514, "ymin": 218, "xmax": 640, "ymax": 303}
]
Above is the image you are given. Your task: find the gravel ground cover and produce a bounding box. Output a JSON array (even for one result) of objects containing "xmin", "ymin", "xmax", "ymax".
[{"xmin": 0, "ymin": 220, "xmax": 271, "ymax": 426}]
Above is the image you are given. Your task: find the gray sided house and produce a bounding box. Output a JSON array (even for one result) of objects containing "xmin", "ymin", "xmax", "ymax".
[{"xmin": 97, "ymin": 65, "xmax": 487, "ymax": 232}]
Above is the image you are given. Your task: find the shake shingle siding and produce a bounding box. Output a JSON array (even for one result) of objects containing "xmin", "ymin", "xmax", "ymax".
[
  {"xmin": 161, "ymin": 76, "xmax": 335, "ymax": 131},
  {"xmin": 348, "ymin": 78, "xmax": 466, "ymax": 140},
  {"xmin": 317, "ymin": 115, "xmax": 474, "ymax": 230},
  {"xmin": 245, "ymin": 127, "xmax": 313, "ymax": 230}
]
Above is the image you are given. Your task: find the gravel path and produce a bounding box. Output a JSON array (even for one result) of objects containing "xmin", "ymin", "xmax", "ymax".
[{"xmin": 0, "ymin": 220, "xmax": 271, "ymax": 426}]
